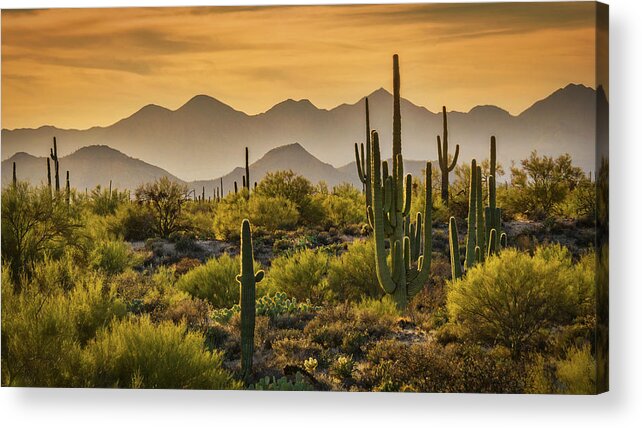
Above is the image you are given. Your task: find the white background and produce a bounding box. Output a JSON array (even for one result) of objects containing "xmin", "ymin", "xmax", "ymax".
[{"xmin": 0, "ymin": 0, "xmax": 639, "ymax": 426}]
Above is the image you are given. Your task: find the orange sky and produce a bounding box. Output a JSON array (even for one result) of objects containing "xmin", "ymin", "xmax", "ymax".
[{"xmin": 2, "ymin": 3, "xmax": 599, "ymax": 130}]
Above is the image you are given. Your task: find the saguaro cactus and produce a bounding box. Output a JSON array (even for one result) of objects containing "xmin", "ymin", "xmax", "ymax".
[
  {"xmin": 220, "ymin": 177, "xmax": 224, "ymax": 197},
  {"xmin": 449, "ymin": 217, "xmax": 462, "ymax": 280},
  {"xmin": 355, "ymin": 97, "xmax": 372, "ymax": 212},
  {"xmin": 65, "ymin": 171, "xmax": 70, "ymax": 206},
  {"xmin": 234, "ymin": 181, "xmax": 238, "ymax": 194},
  {"xmin": 448, "ymin": 137, "xmax": 506, "ymax": 278},
  {"xmin": 46, "ymin": 158, "xmax": 52, "ymax": 189},
  {"xmin": 12, "ymin": 162, "xmax": 16, "ymax": 186},
  {"xmin": 50, "ymin": 137, "xmax": 60, "ymax": 193},
  {"xmin": 236, "ymin": 219, "xmax": 265, "ymax": 382},
  {"xmin": 436, "ymin": 106, "xmax": 459, "ymax": 205},
  {"xmin": 364, "ymin": 54, "xmax": 434, "ymax": 309},
  {"xmin": 243, "ymin": 147, "xmax": 251, "ymax": 196}
]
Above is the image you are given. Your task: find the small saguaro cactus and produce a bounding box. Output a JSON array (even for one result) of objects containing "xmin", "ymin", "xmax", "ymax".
[
  {"xmin": 202, "ymin": 186, "xmax": 205, "ymax": 203},
  {"xmin": 46, "ymin": 158, "xmax": 52, "ymax": 189},
  {"xmin": 12, "ymin": 162, "xmax": 16, "ymax": 186},
  {"xmin": 50, "ymin": 137, "xmax": 60, "ymax": 192},
  {"xmin": 244, "ymin": 147, "xmax": 251, "ymax": 196},
  {"xmin": 436, "ymin": 106, "xmax": 460, "ymax": 205},
  {"xmin": 234, "ymin": 181, "xmax": 238, "ymax": 194},
  {"xmin": 65, "ymin": 171, "xmax": 70, "ymax": 206},
  {"xmin": 236, "ymin": 219, "xmax": 265, "ymax": 382},
  {"xmin": 449, "ymin": 217, "xmax": 462, "ymax": 280},
  {"xmin": 220, "ymin": 177, "xmax": 224, "ymax": 197},
  {"xmin": 354, "ymin": 97, "xmax": 372, "ymax": 213}
]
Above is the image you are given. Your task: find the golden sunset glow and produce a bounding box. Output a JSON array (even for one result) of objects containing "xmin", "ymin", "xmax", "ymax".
[{"xmin": 2, "ymin": 3, "xmax": 599, "ymax": 130}]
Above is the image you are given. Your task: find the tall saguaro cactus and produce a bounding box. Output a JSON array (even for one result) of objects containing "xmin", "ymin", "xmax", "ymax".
[
  {"xmin": 236, "ymin": 219, "xmax": 265, "ymax": 382},
  {"xmin": 436, "ymin": 106, "xmax": 459, "ymax": 205},
  {"xmin": 50, "ymin": 137, "xmax": 60, "ymax": 193},
  {"xmin": 12, "ymin": 162, "xmax": 16, "ymax": 186},
  {"xmin": 355, "ymin": 97, "xmax": 372, "ymax": 212},
  {"xmin": 364, "ymin": 55, "xmax": 433, "ymax": 309}
]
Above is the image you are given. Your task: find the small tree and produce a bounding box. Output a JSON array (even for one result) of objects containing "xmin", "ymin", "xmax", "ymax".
[
  {"xmin": 509, "ymin": 151, "xmax": 583, "ymax": 219},
  {"xmin": 1, "ymin": 183, "xmax": 82, "ymax": 285},
  {"xmin": 135, "ymin": 177, "xmax": 188, "ymax": 238}
]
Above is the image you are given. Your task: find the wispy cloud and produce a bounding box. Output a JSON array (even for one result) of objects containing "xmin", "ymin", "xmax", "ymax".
[{"xmin": 2, "ymin": 3, "xmax": 598, "ymax": 129}]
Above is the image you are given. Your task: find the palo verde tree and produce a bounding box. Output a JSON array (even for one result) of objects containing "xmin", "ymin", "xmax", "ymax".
[{"xmin": 135, "ymin": 177, "xmax": 189, "ymax": 238}]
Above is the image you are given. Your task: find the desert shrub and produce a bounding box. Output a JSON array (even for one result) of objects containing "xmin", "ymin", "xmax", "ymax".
[
  {"xmin": 248, "ymin": 195, "xmax": 299, "ymax": 232},
  {"xmin": 561, "ymin": 178, "xmax": 596, "ymax": 222},
  {"xmin": 272, "ymin": 336, "xmax": 323, "ymax": 368},
  {"xmin": 326, "ymin": 239, "xmax": 381, "ymax": 302},
  {"xmin": 1, "ymin": 269, "xmax": 126, "ymax": 387},
  {"xmin": 175, "ymin": 253, "xmax": 263, "ymax": 309},
  {"xmin": 171, "ymin": 257, "xmax": 202, "ymax": 275},
  {"xmin": 90, "ymin": 240, "xmax": 137, "ymax": 276},
  {"xmin": 250, "ymin": 373, "xmax": 314, "ymax": 391},
  {"xmin": 109, "ymin": 203, "xmax": 156, "ymax": 241},
  {"xmin": 362, "ymin": 340, "xmax": 523, "ymax": 393},
  {"xmin": 1, "ymin": 183, "xmax": 83, "ymax": 283},
  {"xmin": 212, "ymin": 192, "xmax": 249, "ymax": 240},
  {"xmin": 82, "ymin": 316, "xmax": 240, "ymax": 389},
  {"xmin": 89, "ymin": 186, "xmax": 129, "ymax": 216},
  {"xmin": 447, "ymin": 246, "xmax": 592, "ymax": 356},
  {"xmin": 526, "ymin": 345, "xmax": 595, "ymax": 394},
  {"xmin": 135, "ymin": 177, "xmax": 190, "ymax": 238},
  {"xmin": 267, "ymin": 248, "xmax": 331, "ymax": 304},
  {"xmin": 322, "ymin": 188, "xmax": 364, "ymax": 229},
  {"xmin": 255, "ymin": 170, "xmax": 325, "ymax": 226},
  {"xmin": 161, "ymin": 297, "xmax": 212, "ymax": 330},
  {"xmin": 507, "ymin": 151, "xmax": 584, "ymax": 220}
]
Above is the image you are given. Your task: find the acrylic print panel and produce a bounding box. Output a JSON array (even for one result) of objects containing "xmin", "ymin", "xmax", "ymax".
[{"xmin": 0, "ymin": 2, "xmax": 608, "ymax": 393}]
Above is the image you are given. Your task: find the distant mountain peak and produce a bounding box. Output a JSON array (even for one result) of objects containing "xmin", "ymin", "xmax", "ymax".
[{"xmin": 266, "ymin": 98, "xmax": 319, "ymax": 114}]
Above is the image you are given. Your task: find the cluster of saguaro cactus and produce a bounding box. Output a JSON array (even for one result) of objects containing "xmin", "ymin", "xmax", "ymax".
[
  {"xmin": 236, "ymin": 219, "xmax": 264, "ymax": 382},
  {"xmin": 50, "ymin": 137, "xmax": 61, "ymax": 193},
  {"xmin": 437, "ymin": 107, "xmax": 459, "ymax": 205},
  {"xmin": 354, "ymin": 97, "xmax": 372, "ymax": 212},
  {"xmin": 360, "ymin": 55, "xmax": 433, "ymax": 309},
  {"xmin": 449, "ymin": 137, "xmax": 506, "ymax": 280}
]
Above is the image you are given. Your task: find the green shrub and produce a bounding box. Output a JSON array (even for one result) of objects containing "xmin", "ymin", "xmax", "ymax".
[
  {"xmin": 1, "ymin": 269, "xmax": 126, "ymax": 387},
  {"xmin": 89, "ymin": 186, "xmax": 129, "ymax": 216},
  {"xmin": 90, "ymin": 240, "xmax": 137, "ymax": 276},
  {"xmin": 362, "ymin": 340, "xmax": 523, "ymax": 393},
  {"xmin": 109, "ymin": 204, "xmax": 156, "ymax": 241},
  {"xmin": 267, "ymin": 249, "xmax": 331, "ymax": 304},
  {"xmin": 326, "ymin": 239, "xmax": 381, "ymax": 302},
  {"xmin": 248, "ymin": 195, "xmax": 299, "ymax": 232},
  {"xmin": 175, "ymin": 253, "xmax": 263, "ymax": 309},
  {"xmin": 526, "ymin": 345, "xmax": 595, "ymax": 394},
  {"xmin": 331, "ymin": 355, "xmax": 355, "ymax": 380},
  {"xmin": 82, "ymin": 316, "xmax": 240, "ymax": 389},
  {"xmin": 212, "ymin": 192, "xmax": 249, "ymax": 240},
  {"xmin": 447, "ymin": 246, "xmax": 591, "ymax": 356},
  {"xmin": 210, "ymin": 291, "xmax": 320, "ymax": 323},
  {"xmin": 322, "ymin": 192, "xmax": 363, "ymax": 229}
]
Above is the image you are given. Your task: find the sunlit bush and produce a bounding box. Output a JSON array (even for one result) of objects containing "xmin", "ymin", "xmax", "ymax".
[
  {"xmin": 526, "ymin": 345, "xmax": 595, "ymax": 394},
  {"xmin": 175, "ymin": 253, "xmax": 263, "ymax": 308},
  {"xmin": 248, "ymin": 195, "xmax": 299, "ymax": 232},
  {"xmin": 326, "ymin": 239, "xmax": 381, "ymax": 302},
  {"xmin": 267, "ymin": 248, "xmax": 331, "ymax": 304},
  {"xmin": 90, "ymin": 240, "xmax": 138, "ymax": 276},
  {"xmin": 447, "ymin": 246, "xmax": 593, "ymax": 356},
  {"xmin": 82, "ymin": 316, "xmax": 240, "ymax": 389}
]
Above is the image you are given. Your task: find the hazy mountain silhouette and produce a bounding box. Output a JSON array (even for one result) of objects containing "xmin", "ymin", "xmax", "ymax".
[
  {"xmin": 2, "ymin": 84, "xmax": 603, "ymax": 181},
  {"xmin": 2, "ymin": 145, "xmax": 183, "ymax": 192},
  {"xmin": 190, "ymin": 142, "xmax": 359, "ymax": 199}
]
